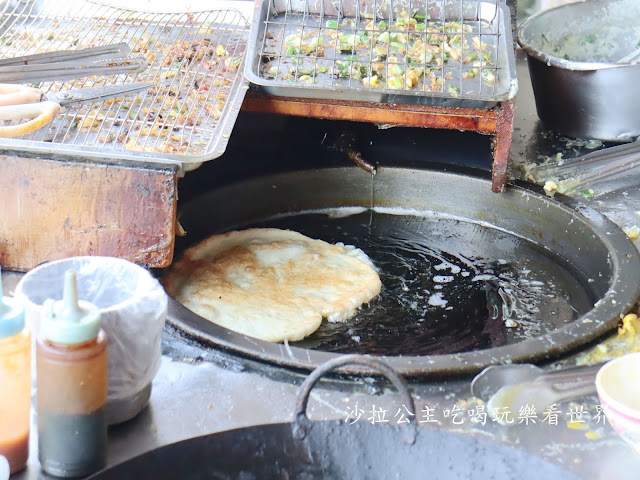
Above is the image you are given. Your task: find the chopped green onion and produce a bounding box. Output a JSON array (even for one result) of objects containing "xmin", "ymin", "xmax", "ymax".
[
  {"xmin": 326, "ymin": 19, "xmax": 338, "ymax": 28},
  {"xmin": 396, "ymin": 17, "xmax": 417, "ymax": 26},
  {"xmin": 463, "ymin": 52, "xmax": 478, "ymax": 63},
  {"xmin": 580, "ymin": 189, "xmax": 595, "ymax": 200},
  {"xmin": 388, "ymin": 77, "xmax": 404, "ymax": 89},
  {"xmin": 481, "ymin": 68, "xmax": 495, "ymax": 84},
  {"xmin": 463, "ymin": 68, "xmax": 478, "ymax": 79},
  {"xmin": 390, "ymin": 64, "xmax": 404, "ymax": 76}
]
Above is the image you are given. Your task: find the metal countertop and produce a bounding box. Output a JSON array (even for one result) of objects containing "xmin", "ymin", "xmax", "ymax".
[{"xmin": 6, "ymin": 50, "xmax": 640, "ymax": 480}]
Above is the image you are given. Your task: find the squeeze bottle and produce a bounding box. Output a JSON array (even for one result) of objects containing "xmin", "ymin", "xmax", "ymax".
[
  {"xmin": 36, "ymin": 270, "xmax": 108, "ymax": 477},
  {"xmin": 0, "ymin": 268, "xmax": 30, "ymax": 474}
]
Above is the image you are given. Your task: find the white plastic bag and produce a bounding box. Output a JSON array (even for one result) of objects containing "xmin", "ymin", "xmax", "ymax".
[{"xmin": 16, "ymin": 256, "xmax": 167, "ymax": 424}]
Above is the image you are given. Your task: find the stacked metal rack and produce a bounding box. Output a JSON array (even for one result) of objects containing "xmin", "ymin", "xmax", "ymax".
[{"xmin": 0, "ymin": 0, "xmax": 251, "ymax": 169}]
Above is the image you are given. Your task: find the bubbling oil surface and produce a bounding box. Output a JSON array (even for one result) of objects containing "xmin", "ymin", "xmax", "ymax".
[{"xmin": 250, "ymin": 209, "xmax": 597, "ymax": 356}]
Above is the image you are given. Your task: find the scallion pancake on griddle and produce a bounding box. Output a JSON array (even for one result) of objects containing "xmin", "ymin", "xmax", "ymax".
[{"xmin": 162, "ymin": 228, "xmax": 382, "ymax": 342}]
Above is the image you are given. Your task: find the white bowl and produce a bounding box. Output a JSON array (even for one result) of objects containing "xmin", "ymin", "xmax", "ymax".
[{"xmin": 595, "ymin": 351, "xmax": 640, "ymax": 452}]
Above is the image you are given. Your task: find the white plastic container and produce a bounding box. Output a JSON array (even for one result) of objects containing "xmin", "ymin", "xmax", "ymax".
[{"xmin": 16, "ymin": 256, "xmax": 167, "ymax": 425}]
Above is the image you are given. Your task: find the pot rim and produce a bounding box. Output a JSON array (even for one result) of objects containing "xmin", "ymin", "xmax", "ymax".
[
  {"xmin": 165, "ymin": 166, "xmax": 640, "ymax": 378},
  {"xmin": 517, "ymin": 1, "xmax": 640, "ymax": 72}
]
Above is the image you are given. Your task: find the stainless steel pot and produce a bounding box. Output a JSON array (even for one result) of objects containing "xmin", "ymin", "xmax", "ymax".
[{"xmin": 518, "ymin": 0, "xmax": 640, "ymax": 141}]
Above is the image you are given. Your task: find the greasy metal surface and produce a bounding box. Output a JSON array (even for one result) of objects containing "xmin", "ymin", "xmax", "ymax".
[
  {"xmin": 87, "ymin": 416, "xmax": 584, "ymax": 480},
  {"xmin": 517, "ymin": 1, "xmax": 640, "ymax": 141},
  {"xmin": 246, "ymin": 0, "xmax": 517, "ymax": 108},
  {"xmin": 84, "ymin": 412, "xmax": 582, "ymax": 480},
  {"xmin": 166, "ymin": 166, "xmax": 640, "ymax": 376},
  {"xmin": 77, "ymin": 351, "xmax": 582, "ymax": 480},
  {"xmin": 5, "ymin": 325, "xmax": 640, "ymax": 480},
  {"xmin": 0, "ymin": 0, "xmax": 250, "ymax": 168}
]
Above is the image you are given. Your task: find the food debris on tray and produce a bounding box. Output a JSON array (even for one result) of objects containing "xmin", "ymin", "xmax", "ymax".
[
  {"xmin": 577, "ymin": 311, "xmax": 640, "ymax": 365},
  {"xmin": 259, "ymin": 11, "xmax": 500, "ymax": 96},
  {"xmin": 0, "ymin": 1, "xmax": 250, "ymax": 163}
]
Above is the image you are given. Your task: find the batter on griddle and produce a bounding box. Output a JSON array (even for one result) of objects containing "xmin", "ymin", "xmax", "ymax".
[{"xmin": 162, "ymin": 228, "xmax": 382, "ymax": 342}]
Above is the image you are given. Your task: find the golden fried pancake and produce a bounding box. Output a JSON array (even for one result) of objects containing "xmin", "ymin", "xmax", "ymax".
[{"xmin": 162, "ymin": 228, "xmax": 382, "ymax": 342}]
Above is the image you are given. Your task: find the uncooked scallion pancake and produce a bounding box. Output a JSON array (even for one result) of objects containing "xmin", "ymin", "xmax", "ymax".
[{"xmin": 162, "ymin": 228, "xmax": 382, "ymax": 342}]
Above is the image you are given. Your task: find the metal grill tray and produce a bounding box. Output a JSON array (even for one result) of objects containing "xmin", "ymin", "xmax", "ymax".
[
  {"xmin": 0, "ymin": 0, "xmax": 251, "ymax": 169},
  {"xmin": 246, "ymin": 0, "xmax": 517, "ymax": 108}
]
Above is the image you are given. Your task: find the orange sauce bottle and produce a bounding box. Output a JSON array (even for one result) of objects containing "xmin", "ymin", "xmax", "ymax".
[
  {"xmin": 0, "ymin": 268, "xmax": 31, "ymax": 474},
  {"xmin": 36, "ymin": 270, "xmax": 108, "ymax": 478}
]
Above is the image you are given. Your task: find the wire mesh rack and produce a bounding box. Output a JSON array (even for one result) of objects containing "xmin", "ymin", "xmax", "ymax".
[
  {"xmin": 0, "ymin": 0, "xmax": 251, "ymax": 169},
  {"xmin": 246, "ymin": 0, "xmax": 517, "ymax": 108}
]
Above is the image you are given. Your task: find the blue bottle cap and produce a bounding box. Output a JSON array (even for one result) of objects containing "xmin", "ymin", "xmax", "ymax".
[
  {"xmin": 0, "ymin": 267, "xmax": 25, "ymax": 340},
  {"xmin": 42, "ymin": 269, "xmax": 101, "ymax": 344}
]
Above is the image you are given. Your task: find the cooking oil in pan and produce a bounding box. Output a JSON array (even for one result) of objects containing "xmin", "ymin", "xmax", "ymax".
[{"xmin": 250, "ymin": 208, "xmax": 597, "ymax": 356}]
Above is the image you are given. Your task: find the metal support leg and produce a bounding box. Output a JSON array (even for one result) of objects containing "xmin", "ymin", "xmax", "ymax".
[{"xmin": 491, "ymin": 100, "xmax": 514, "ymax": 193}]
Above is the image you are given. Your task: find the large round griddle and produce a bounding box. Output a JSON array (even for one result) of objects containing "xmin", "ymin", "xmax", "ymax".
[{"xmin": 166, "ymin": 166, "xmax": 640, "ymax": 376}]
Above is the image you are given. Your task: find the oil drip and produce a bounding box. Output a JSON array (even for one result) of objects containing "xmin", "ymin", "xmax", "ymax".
[
  {"xmin": 369, "ymin": 169, "xmax": 375, "ymax": 228},
  {"xmin": 249, "ymin": 209, "xmax": 596, "ymax": 356}
]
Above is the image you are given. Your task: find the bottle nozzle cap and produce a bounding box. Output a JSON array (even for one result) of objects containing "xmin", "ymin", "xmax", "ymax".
[
  {"xmin": 0, "ymin": 266, "xmax": 25, "ymax": 340},
  {"xmin": 42, "ymin": 269, "xmax": 101, "ymax": 344}
]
